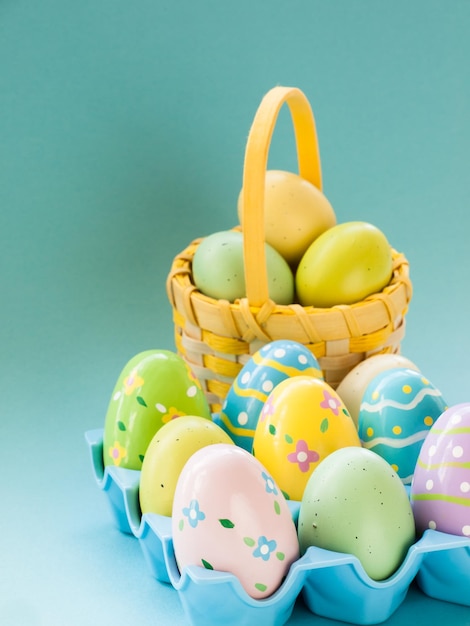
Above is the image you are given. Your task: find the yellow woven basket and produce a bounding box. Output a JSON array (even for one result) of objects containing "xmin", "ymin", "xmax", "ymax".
[{"xmin": 166, "ymin": 86, "xmax": 412, "ymax": 413}]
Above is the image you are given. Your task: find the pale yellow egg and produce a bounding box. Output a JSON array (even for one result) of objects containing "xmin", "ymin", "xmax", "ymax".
[{"xmin": 238, "ymin": 170, "xmax": 336, "ymax": 266}]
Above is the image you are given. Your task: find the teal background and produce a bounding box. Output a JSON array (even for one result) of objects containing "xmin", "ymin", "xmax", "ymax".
[{"xmin": 1, "ymin": 1, "xmax": 469, "ymax": 625}]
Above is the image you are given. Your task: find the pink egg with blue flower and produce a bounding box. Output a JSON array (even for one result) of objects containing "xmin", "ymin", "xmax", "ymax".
[{"xmin": 171, "ymin": 443, "xmax": 299, "ymax": 599}]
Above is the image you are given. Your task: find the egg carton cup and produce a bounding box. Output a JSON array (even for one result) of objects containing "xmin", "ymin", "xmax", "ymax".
[
  {"xmin": 85, "ymin": 428, "xmax": 470, "ymax": 625},
  {"xmin": 85, "ymin": 428, "xmax": 173, "ymax": 583}
]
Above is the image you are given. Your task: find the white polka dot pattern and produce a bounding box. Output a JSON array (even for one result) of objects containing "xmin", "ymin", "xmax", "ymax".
[{"xmin": 411, "ymin": 403, "xmax": 470, "ymax": 537}]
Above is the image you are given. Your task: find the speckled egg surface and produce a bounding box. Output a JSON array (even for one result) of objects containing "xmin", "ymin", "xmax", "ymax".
[
  {"xmin": 358, "ymin": 368, "xmax": 448, "ymax": 484},
  {"xmin": 171, "ymin": 443, "xmax": 300, "ymax": 599},
  {"xmin": 411, "ymin": 403, "xmax": 470, "ymax": 537},
  {"xmin": 218, "ymin": 340, "xmax": 323, "ymax": 451},
  {"xmin": 139, "ymin": 416, "xmax": 234, "ymax": 517},
  {"xmin": 298, "ymin": 447, "xmax": 416, "ymax": 581},
  {"xmin": 252, "ymin": 376, "xmax": 361, "ymax": 501}
]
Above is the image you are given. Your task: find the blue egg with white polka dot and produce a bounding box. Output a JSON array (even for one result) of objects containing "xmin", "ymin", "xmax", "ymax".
[{"xmin": 216, "ymin": 340, "xmax": 323, "ymax": 451}]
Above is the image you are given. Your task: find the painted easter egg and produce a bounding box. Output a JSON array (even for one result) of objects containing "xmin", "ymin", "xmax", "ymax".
[
  {"xmin": 336, "ymin": 353, "xmax": 420, "ymax": 427},
  {"xmin": 358, "ymin": 368, "xmax": 448, "ymax": 485},
  {"xmin": 172, "ymin": 443, "xmax": 300, "ymax": 599},
  {"xmin": 139, "ymin": 416, "xmax": 234, "ymax": 517},
  {"xmin": 295, "ymin": 221, "xmax": 393, "ymax": 307},
  {"xmin": 103, "ymin": 350, "xmax": 211, "ymax": 470},
  {"xmin": 237, "ymin": 169, "xmax": 337, "ymax": 266},
  {"xmin": 252, "ymin": 376, "xmax": 361, "ymax": 501},
  {"xmin": 411, "ymin": 403, "xmax": 470, "ymax": 537},
  {"xmin": 192, "ymin": 230, "xmax": 294, "ymax": 304},
  {"xmin": 216, "ymin": 340, "xmax": 323, "ymax": 451},
  {"xmin": 298, "ymin": 447, "xmax": 416, "ymax": 581}
]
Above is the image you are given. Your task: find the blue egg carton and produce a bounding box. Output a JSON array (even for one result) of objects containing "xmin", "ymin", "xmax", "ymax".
[{"xmin": 85, "ymin": 428, "xmax": 470, "ymax": 625}]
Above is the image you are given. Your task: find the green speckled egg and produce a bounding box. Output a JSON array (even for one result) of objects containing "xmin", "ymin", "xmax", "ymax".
[
  {"xmin": 192, "ymin": 230, "xmax": 294, "ymax": 304},
  {"xmin": 103, "ymin": 350, "xmax": 211, "ymax": 470},
  {"xmin": 298, "ymin": 447, "xmax": 415, "ymax": 580}
]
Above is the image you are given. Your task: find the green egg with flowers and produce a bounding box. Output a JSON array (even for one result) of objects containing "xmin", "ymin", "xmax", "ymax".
[{"xmin": 103, "ymin": 350, "xmax": 212, "ymax": 470}]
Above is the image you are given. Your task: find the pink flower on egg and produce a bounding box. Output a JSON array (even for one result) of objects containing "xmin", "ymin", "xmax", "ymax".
[
  {"xmin": 287, "ymin": 440, "xmax": 319, "ymax": 473},
  {"xmin": 320, "ymin": 389, "xmax": 341, "ymax": 416},
  {"xmin": 108, "ymin": 441, "xmax": 127, "ymax": 466},
  {"xmin": 162, "ymin": 406, "xmax": 185, "ymax": 424}
]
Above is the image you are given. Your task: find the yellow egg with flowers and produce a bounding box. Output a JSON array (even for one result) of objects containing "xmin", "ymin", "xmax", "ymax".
[{"xmin": 252, "ymin": 376, "xmax": 361, "ymax": 501}]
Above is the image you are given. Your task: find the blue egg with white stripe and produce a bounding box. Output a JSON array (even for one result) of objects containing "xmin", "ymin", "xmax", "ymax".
[
  {"xmin": 215, "ymin": 340, "xmax": 323, "ymax": 451},
  {"xmin": 358, "ymin": 368, "xmax": 448, "ymax": 484}
]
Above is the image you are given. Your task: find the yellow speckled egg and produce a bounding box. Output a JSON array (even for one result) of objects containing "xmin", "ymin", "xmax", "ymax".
[
  {"xmin": 296, "ymin": 221, "xmax": 393, "ymax": 307},
  {"xmin": 139, "ymin": 416, "xmax": 234, "ymax": 517},
  {"xmin": 252, "ymin": 376, "xmax": 361, "ymax": 501},
  {"xmin": 237, "ymin": 170, "xmax": 336, "ymax": 266}
]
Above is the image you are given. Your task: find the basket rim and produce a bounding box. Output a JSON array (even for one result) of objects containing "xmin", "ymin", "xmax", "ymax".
[
  {"xmin": 167, "ymin": 235, "xmax": 412, "ymax": 317},
  {"xmin": 166, "ymin": 234, "xmax": 412, "ymax": 407}
]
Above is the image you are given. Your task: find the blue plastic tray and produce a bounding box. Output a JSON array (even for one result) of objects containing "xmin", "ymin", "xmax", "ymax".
[{"xmin": 85, "ymin": 428, "xmax": 470, "ymax": 625}]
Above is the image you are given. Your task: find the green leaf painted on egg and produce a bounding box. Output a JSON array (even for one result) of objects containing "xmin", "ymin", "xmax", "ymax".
[
  {"xmin": 102, "ymin": 350, "xmax": 212, "ymax": 472},
  {"xmin": 281, "ymin": 490, "xmax": 290, "ymax": 500},
  {"xmin": 274, "ymin": 501, "xmax": 281, "ymax": 515},
  {"xmin": 255, "ymin": 583, "xmax": 267, "ymax": 592},
  {"xmin": 320, "ymin": 418, "xmax": 329, "ymax": 433},
  {"xmin": 117, "ymin": 420, "xmax": 126, "ymax": 431},
  {"xmin": 136, "ymin": 395, "xmax": 147, "ymax": 407},
  {"xmin": 342, "ymin": 407, "xmax": 350, "ymax": 416},
  {"xmin": 284, "ymin": 433, "xmax": 293, "ymax": 444},
  {"xmin": 276, "ymin": 552, "xmax": 285, "ymax": 561},
  {"xmin": 201, "ymin": 559, "xmax": 213, "ymax": 570},
  {"xmin": 269, "ymin": 424, "xmax": 276, "ymax": 436},
  {"xmin": 219, "ymin": 518, "xmax": 235, "ymax": 528},
  {"xmin": 138, "ymin": 454, "xmax": 145, "ymax": 463},
  {"xmin": 244, "ymin": 537, "xmax": 255, "ymax": 547},
  {"xmin": 178, "ymin": 519, "xmax": 184, "ymax": 531}
]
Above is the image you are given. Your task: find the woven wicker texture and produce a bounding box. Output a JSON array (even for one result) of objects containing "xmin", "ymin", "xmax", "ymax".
[{"xmin": 166, "ymin": 86, "xmax": 412, "ymax": 413}]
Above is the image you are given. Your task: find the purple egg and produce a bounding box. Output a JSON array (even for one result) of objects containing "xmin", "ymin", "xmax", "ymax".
[{"xmin": 411, "ymin": 403, "xmax": 470, "ymax": 537}]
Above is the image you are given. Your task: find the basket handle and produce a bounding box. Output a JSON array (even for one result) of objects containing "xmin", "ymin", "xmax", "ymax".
[{"xmin": 242, "ymin": 86, "xmax": 322, "ymax": 306}]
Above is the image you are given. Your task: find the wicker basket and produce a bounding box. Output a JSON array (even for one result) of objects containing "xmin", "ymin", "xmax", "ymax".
[{"xmin": 166, "ymin": 86, "xmax": 412, "ymax": 413}]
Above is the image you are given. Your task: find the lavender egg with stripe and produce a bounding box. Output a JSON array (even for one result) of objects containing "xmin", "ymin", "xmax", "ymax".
[{"xmin": 411, "ymin": 403, "xmax": 470, "ymax": 537}]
